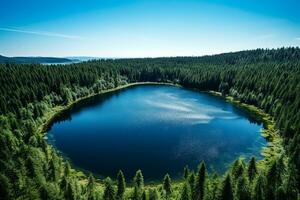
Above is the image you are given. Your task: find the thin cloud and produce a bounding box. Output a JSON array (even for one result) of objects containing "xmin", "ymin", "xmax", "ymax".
[{"xmin": 0, "ymin": 27, "xmax": 84, "ymax": 40}]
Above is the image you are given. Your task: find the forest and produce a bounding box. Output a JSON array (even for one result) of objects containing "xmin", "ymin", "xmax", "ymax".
[{"xmin": 0, "ymin": 47, "xmax": 299, "ymax": 200}]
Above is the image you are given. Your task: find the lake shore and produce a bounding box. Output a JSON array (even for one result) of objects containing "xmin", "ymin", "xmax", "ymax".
[
  {"xmin": 38, "ymin": 81, "xmax": 283, "ymax": 186},
  {"xmin": 38, "ymin": 81, "xmax": 179, "ymax": 134}
]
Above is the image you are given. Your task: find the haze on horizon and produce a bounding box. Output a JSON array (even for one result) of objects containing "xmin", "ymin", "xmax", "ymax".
[{"xmin": 1, "ymin": 0, "xmax": 300, "ymax": 58}]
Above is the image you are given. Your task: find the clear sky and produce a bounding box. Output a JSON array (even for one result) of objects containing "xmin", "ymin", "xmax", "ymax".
[{"xmin": 1, "ymin": 0, "xmax": 300, "ymax": 57}]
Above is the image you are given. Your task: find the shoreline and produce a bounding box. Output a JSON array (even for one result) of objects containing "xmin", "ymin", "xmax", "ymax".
[
  {"xmin": 39, "ymin": 82, "xmax": 283, "ymax": 184},
  {"xmin": 207, "ymin": 91, "xmax": 284, "ymax": 168},
  {"xmin": 38, "ymin": 81, "xmax": 179, "ymax": 134}
]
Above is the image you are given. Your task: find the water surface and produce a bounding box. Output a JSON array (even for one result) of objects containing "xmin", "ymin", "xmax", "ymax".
[{"xmin": 47, "ymin": 85, "xmax": 266, "ymax": 181}]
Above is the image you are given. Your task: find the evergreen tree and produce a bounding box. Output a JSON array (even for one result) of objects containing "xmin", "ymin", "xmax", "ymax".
[
  {"xmin": 132, "ymin": 170, "xmax": 144, "ymax": 200},
  {"xmin": 285, "ymin": 165, "xmax": 299, "ymax": 200},
  {"xmin": 194, "ymin": 161, "xmax": 207, "ymax": 200},
  {"xmin": 183, "ymin": 165, "xmax": 190, "ymax": 180},
  {"xmin": 86, "ymin": 174, "xmax": 97, "ymax": 200},
  {"xmin": 231, "ymin": 159, "xmax": 245, "ymax": 181},
  {"xmin": 248, "ymin": 157, "xmax": 257, "ymax": 182},
  {"xmin": 220, "ymin": 174, "xmax": 233, "ymax": 200},
  {"xmin": 253, "ymin": 175, "xmax": 265, "ymax": 200},
  {"xmin": 188, "ymin": 172, "xmax": 195, "ymax": 196},
  {"xmin": 163, "ymin": 174, "xmax": 172, "ymax": 197},
  {"xmin": 134, "ymin": 170, "xmax": 144, "ymax": 189},
  {"xmin": 235, "ymin": 176, "xmax": 250, "ymax": 200},
  {"xmin": 180, "ymin": 182, "xmax": 191, "ymax": 200},
  {"xmin": 103, "ymin": 177, "xmax": 115, "ymax": 200},
  {"xmin": 116, "ymin": 170, "xmax": 126, "ymax": 199},
  {"xmin": 266, "ymin": 161, "xmax": 280, "ymax": 200},
  {"xmin": 0, "ymin": 173, "xmax": 12, "ymax": 200}
]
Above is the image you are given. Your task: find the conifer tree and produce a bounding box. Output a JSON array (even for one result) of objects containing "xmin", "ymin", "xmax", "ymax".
[
  {"xmin": 183, "ymin": 166, "xmax": 190, "ymax": 180},
  {"xmin": 180, "ymin": 182, "xmax": 191, "ymax": 200},
  {"xmin": 163, "ymin": 173, "xmax": 172, "ymax": 197},
  {"xmin": 236, "ymin": 176, "xmax": 250, "ymax": 200},
  {"xmin": 188, "ymin": 172, "xmax": 195, "ymax": 195},
  {"xmin": 132, "ymin": 170, "xmax": 144, "ymax": 200},
  {"xmin": 231, "ymin": 159, "xmax": 245, "ymax": 181},
  {"xmin": 134, "ymin": 170, "xmax": 144, "ymax": 189},
  {"xmin": 116, "ymin": 170, "xmax": 126, "ymax": 199},
  {"xmin": 220, "ymin": 174, "xmax": 233, "ymax": 200},
  {"xmin": 248, "ymin": 157, "xmax": 257, "ymax": 182},
  {"xmin": 86, "ymin": 174, "xmax": 96, "ymax": 200},
  {"xmin": 194, "ymin": 161, "xmax": 207, "ymax": 200},
  {"xmin": 253, "ymin": 175, "xmax": 265, "ymax": 200},
  {"xmin": 285, "ymin": 165, "xmax": 299, "ymax": 200},
  {"xmin": 266, "ymin": 161, "xmax": 279, "ymax": 200},
  {"xmin": 103, "ymin": 177, "xmax": 115, "ymax": 200}
]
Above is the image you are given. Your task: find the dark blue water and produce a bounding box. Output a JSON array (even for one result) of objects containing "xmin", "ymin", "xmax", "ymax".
[{"xmin": 47, "ymin": 85, "xmax": 266, "ymax": 181}]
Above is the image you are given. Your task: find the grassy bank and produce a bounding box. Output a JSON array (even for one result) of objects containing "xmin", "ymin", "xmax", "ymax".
[{"xmin": 208, "ymin": 91, "xmax": 284, "ymax": 168}]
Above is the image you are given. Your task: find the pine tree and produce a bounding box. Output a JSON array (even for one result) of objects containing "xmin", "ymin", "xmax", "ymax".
[
  {"xmin": 253, "ymin": 175, "xmax": 265, "ymax": 200},
  {"xmin": 231, "ymin": 159, "xmax": 245, "ymax": 181},
  {"xmin": 116, "ymin": 170, "xmax": 126, "ymax": 199},
  {"xmin": 103, "ymin": 177, "xmax": 115, "ymax": 200},
  {"xmin": 220, "ymin": 174, "xmax": 233, "ymax": 200},
  {"xmin": 86, "ymin": 174, "xmax": 96, "ymax": 200},
  {"xmin": 235, "ymin": 176, "xmax": 250, "ymax": 200},
  {"xmin": 188, "ymin": 172, "xmax": 195, "ymax": 196},
  {"xmin": 0, "ymin": 173, "xmax": 12, "ymax": 200},
  {"xmin": 183, "ymin": 165, "xmax": 190, "ymax": 180},
  {"xmin": 132, "ymin": 170, "xmax": 144, "ymax": 200},
  {"xmin": 266, "ymin": 161, "xmax": 280, "ymax": 200},
  {"xmin": 163, "ymin": 173, "xmax": 172, "ymax": 197},
  {"xmin": 134, "ymin": 170, "xmax": 144, "ymax": 189},
  {"xmin": 180, "ymin": 182, "xmax": 191, "ymax": 200},
  {"xmin": 248, "ymin": 157, "xmax": 257, "ymax": 182},
  {"xmin": 285, "ymin": 165, "xmax": 299, "ymax": 200},
  {"xmin": 194, "ymin": 161, "xmax": 207, "ymax": 200}
]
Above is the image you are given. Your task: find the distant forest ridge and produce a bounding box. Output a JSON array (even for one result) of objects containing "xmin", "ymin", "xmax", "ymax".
[
  {"xmin": 0, "ymin": 55, "xmax": 76, "ymax": 64},
  {"xmin": 1, "ymin": 47, "xmax": 300, "ymax": 64}
]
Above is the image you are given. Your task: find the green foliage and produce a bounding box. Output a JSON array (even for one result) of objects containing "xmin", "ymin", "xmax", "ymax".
[
  {"xmin": 103, "ymin": 177, "xmax": 115, "ymax": 200},
  {"xmin": 194, "ymin": 161, "xmax": 207, "ymax": 200},
  {"xmin": 247, "ymin": 157, "xmax": 257, "ymax": 182},
  {"xmin": 183, "ymin": 166, "xmax": 190, "ymax": 180},
  {"xmin": 148, "ymin": 188, "xmax": 160, "ymax": 200},
  {"xmin": 235, "ymin": 175, "xmax": 251, "ymax": 200},
  {"xmin": 0, "ymin": 47, "xmax": 299, "ymax": 199},
  {"xmin": 180, "ymin": 182, "xmax": 191, "ymax": 200},
  {"xmin": 220, "ymin": 174, "xmax": 233, "ymax": 200},
  {"xmin": 253, "ymin": 175, "xmax": 266, "ymax": 200},
  {"xmin": 134, "ymin": 170, "xmax": 144, "ymax": 190},
  {"xmin": 132, "ymin": 170, "xmax": 145, "ymax": 200},
  {"xmin": 163, "ymin": 174, "xmax": 172, "ymax": 197},
  {"xmin": 116, "ymin": 170, "xmax": 126, "ymax": 199}
]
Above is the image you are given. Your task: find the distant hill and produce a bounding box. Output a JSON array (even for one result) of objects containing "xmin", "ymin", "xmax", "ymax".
[{"xmin": 0, "ymin": 55, "xmax": 76, "ymax": 64}]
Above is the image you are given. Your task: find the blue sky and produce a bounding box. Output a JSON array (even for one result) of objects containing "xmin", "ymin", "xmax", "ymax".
[{"xmin": 1, "ymin": 0, "xmax": 300, "ymax": 57}]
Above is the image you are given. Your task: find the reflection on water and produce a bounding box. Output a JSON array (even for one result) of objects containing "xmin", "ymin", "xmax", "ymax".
[{"xmin": 47, "ymin": 85, "xmax": 265, "ymax": 181}]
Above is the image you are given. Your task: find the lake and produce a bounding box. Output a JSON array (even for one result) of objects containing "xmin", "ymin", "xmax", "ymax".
[{"xmin": 47, "ymin": 84, "xmax": 266, "ymax": 181}]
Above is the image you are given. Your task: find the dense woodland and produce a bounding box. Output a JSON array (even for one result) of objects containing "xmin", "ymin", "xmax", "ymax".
[{"xmin": 0, "ymin": 47, "xmax": 299, "ymax": 199}]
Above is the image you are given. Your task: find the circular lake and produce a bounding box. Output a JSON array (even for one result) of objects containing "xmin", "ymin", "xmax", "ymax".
[{"xmin": 47, "ymin": 84, "xmax": 266, "ymax": 181}]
